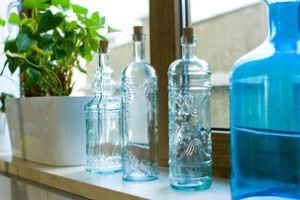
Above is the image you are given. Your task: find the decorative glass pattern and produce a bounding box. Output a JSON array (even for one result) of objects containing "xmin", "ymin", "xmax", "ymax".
[
  {"xmin": 168, "ymin": 27, "xmax": 212, "ymax": 190},
  {"xmin": 85, "ymin": 41, "xmax": 122, "ymax": 174}
]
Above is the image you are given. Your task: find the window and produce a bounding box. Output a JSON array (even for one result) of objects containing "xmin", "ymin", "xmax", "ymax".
[
  {"xmin": 0, "ymin": 0, "xmax": 268, "ymax": 177},
  {"xmin": 189, "ymin": 0, "xmax": 267, "ymax": 129},
  {"xmin": 0, "ymin": 0, "xmax": 20, "ymax": 97}
]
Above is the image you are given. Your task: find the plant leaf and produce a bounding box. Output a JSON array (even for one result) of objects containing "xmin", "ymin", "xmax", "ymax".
[
  {"xmin": 88, "ymin": 37, "xmax": 99, "ymax": 52},
  {"xmin": 0, "ymin": 92, "xmax": 15, "ymax": 113},
  {"xmin": 21, "ymin": 18, "xmax": 35, "ymax": 30},
  {"xmin": 72, "ymin": 4, "xmax": 88, "ymax": 16},
  {"xmin": 16, "ymin": 33, "xmax": 38, "ymax": 52},
  {"xmin": 8, "ymin": 13, "xmax": 20, "ymax": 25},
  {"xmin": 23, "ymin": 0, "xmax": 50, "ymax": 9},
  {"xmin": 87, "ymin": 28, "xmax": 101, "ymax": 38},
  {"xmin": 84, "ymin": 53, "xmax": 93, "ymax": 61},
  {"xmin": 108, "ymin": 26, "xmax": 119, "ymax": 33},
  {"xmin": 38, "ymin": 11, "xmax": 64, "ymax": 33},
  {"xmin": 75, "ymin": 65, "xmax": 87, "ymax": 74},
  {"xmin": 4, "ymin": 40, "xmax": 22, "ymax": 74},
  {"xmin": 79, "ymin": 42, "xmax": 91, "ymax": 57},
  {"xmin": 5, "ymin": 50, "xmax": 26, "ymax": 59},
  {"xmin": 85, "ymin": 12, "xmax": 104, "ymax": 29},
  {"xmin": 65, "ymin": 21, "xmax": 78, "ymax": 32},
  {"xmin": 26, "ymin": 68, "xmax": 42, "ymax": 85},
  {"xmin": 0, "ymin": 17, "xmax": 5, "ymax": 26},
  {"xmin": 51, "ymin": 0, "xmax": 70, "ymax": 8},
  {"xmin": 53, "ymin": 47, "xmax": 66, "ymax": 60},
  {"xmin": 0, "ymin": 60, "xmax": 8, "ymax": 75}
]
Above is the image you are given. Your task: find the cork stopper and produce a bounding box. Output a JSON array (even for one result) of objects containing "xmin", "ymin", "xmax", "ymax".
[
  {"xmin": 183, "ymin": 27, "xmax": 194, "ymax": 38},
  {"xmin": 133, "ymin": 26, "xmax": 144, "ymax": 41},
  {"xmin": 99, "ymin": 40, "xmax": 109, "ymax": 53},
  {"xmin": 182, "ymin": 27, "xmax": 195, "ymax": 44}
]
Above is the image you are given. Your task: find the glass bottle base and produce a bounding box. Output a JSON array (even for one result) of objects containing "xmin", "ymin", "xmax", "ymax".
[
  {"xmin": 86, "ymin": 168, "xmax": 121, "ymax": 174},
  {"xmin": 122, "ymin": 175, "xmax": 158, "ymax": 182},
  {"xmin": 170, "ymin": 177, "xmax": 212, "ymax": 191}
]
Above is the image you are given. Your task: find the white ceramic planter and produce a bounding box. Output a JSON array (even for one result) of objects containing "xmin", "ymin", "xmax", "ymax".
[
  {"xmin": 0, "ymin": 112, "xmax": 12, "ymax": 155},
  {"xmin": 5, "ymin": 96, "xmax": 91, "ymax": 166}
]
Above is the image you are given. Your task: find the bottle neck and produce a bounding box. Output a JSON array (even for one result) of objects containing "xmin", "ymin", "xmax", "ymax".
[
  {"xmin": 267, "ymin": 1, "xmax": 300, "ymax": 49},
  {"xmin": 93, "ymin": 53, "xmax": 110, "ymax": 97},
  {"xmin": 99, "ymin": 53, "xmax": 109, "ymax": 68},
  {"xmin": 181, "ymin": 37, "xmax": 197, "ymax": 59},
  {"xmin": 99, "ymin": 52, "xmax": 116, "ymax": 97},
  {"xmin": 93, "ymin": 67, "xmax": 102, "ymax": 98},
  {"xmin": 133, "ymin": 36, "xmax": 146, "ymax": 62},
  {"xmin": 101, "ymin": 67, "xmax": 116, "ymax": 97}
]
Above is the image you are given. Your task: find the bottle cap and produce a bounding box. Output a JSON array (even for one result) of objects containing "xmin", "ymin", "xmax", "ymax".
[
  {"xmin": 182, "ymin": 27, "xmax": 195, "ymax": 43},
  {"xmin": 183, "ymin": 27, "xmax": 194, "ymax": 38},
  {"xmin": 99, "ymin": 40, "xmax": 109, "ymax": 53},
  {"xmin": 133, "ymin": 26, "xmax": 144, "ymax": 41}
]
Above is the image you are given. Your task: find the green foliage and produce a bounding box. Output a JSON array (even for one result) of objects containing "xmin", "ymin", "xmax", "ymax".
[
  {"xmin": 0, "ymin": 93, "xmax": 14, "ymax": 112},
  {"xmin": 8, "ymin": 13, "xmax": 20, "ymax": 25},
  {"xmin": 3, "ymin": 0, "xmax": 112, "ymax": 97},
  {"xmin": 38, "ymin": 10, "xmax": 64, "ymax": 33},
  {"xmin": 0, "ymin": 17, "xmax": 5, "ymax": 26},
  {"xmin": 52, "ymin": 0, "xmax": 70, "ymax": 8},
  {"xmin": 23, "ymin": 0, "xmax": 50, "ymax": 10}
]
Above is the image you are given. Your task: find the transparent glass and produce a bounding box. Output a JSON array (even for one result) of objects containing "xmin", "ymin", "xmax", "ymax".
[
  {"xmin": 168, "ymin": 37, "xmax": 212, "ymax": 190},
  {"xmin": 85, "ymin": 52, "xmax": 122, "ymax": 174},
  {"xmin": 230, "ymin": 1, "xmax": 300, "ymax": 199},
  {"xmin": 121, "ymin": 35, "xmax": 158, "ymax": 181}
]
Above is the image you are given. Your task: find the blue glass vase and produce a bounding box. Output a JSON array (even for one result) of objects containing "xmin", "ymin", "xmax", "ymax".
[{"xmin": 230, "ymin": 1, "xmax": 300, "ymax": 199}]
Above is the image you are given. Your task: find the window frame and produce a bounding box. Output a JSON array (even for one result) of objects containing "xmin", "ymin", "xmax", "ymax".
[{"xmin": 150, "ymin": 0, "xmax": 230, "ymax": 178}]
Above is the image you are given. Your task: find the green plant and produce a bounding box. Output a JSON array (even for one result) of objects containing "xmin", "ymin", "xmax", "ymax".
[
  {"xmin": 1, "ymin": 0, "xmax": 116, "ymax": 97},
  {"xmin": 0, "ymin": 92, "xmax": 14, "ymax": 112}
]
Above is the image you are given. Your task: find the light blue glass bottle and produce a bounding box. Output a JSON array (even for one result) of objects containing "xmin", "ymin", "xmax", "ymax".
[
  {"xmin": 85, "ymin": 40, "xmax": 122, "ymax": 174},
  {"xmin": 168, "ymin": 27, "xmax": 212, "ymax": 190},
  {"xmin": 231, "ymin": 1, "xmax": 300, "ymax": 199},
  {"xmin": 121, "ymin": 26, "xmax": 159, "ymax": 181}
]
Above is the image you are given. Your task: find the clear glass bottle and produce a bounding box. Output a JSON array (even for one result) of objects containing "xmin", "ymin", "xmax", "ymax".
[
  {"xmin": 85, "ymin": 40, "xmax": 122, "ymax": 173},
  {"xmin": 168, "ymin": 27, "xmax": 212, "ymax": 190},
  {"xmin": 121, "ymin": 26, "xmax": 159, "ymax": 181},
  {"xmin": 231, "ymin": 1, "xmax": 300, "ymax": 199}
]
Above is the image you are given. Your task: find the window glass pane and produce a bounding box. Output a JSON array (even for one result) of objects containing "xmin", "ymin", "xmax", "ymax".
[
  {"xmin": 71, "ymin": 0, "xmax": 150, "ymax": 96},
  {"xmin": 0, "ymin": 0, "xmax": 20, "ymax": 97},
  {"xmin": 190, "ymin": 0, "xmax": 267, "ymax": 128}
]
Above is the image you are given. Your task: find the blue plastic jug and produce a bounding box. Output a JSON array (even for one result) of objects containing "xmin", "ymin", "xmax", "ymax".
[{"xmin": 230, "ymin": 0, "xmax": 300, "ymax": 199}]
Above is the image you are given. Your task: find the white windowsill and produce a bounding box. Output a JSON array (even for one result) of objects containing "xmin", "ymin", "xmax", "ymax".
[{"xmin": 0, "ymin": 155, "xmax": 230, "ymax": 200}]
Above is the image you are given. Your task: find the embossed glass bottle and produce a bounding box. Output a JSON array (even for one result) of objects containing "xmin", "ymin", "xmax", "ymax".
[
  {"xmin": 231, "ymin": 1, "xmax": 300, "ymax": 199},
  {"xmin": 168, "ymin": 27, "xmax": 212, "ymax": 190},
  {"xmin": 121, "ymin": 26, "xmax": 159, "ymax": 181},
  {"xmin": 85, "ymin": 40, "xmax": 122, "ymax": 173}
]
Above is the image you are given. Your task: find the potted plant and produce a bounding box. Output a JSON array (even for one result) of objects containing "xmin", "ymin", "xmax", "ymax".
[{"xmin": 0, "ymin": 0, "xmax": 115, "ymax": 165}]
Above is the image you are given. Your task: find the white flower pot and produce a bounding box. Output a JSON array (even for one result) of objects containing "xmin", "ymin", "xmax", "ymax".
[
  {"xmin": 5, "ymin": 96, "xmax": 91, "ymax": 166},
  {"xmin": 0, "ymin": 112, "xmax": 12, "ymax": 155}
]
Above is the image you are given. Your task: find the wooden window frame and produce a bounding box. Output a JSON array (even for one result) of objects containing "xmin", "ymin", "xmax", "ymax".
[{"xmin": 149, "ymin": 0, "xmax": 230, "ymax": 178}]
